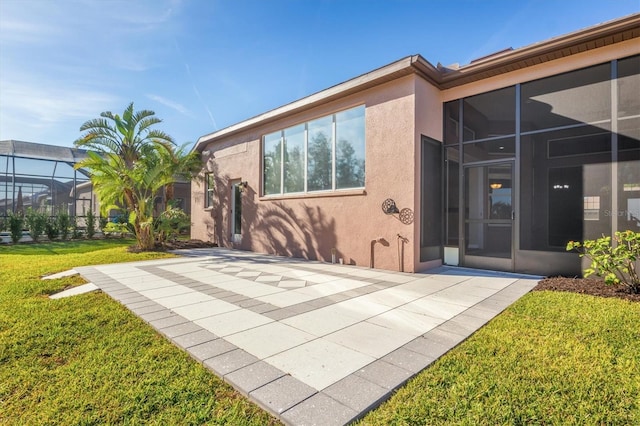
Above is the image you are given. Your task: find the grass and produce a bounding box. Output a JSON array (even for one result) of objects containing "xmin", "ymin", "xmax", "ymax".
[
  {"xmin": 358, "ymin": 291, "xmax": 640, "ymax": 425},
  {"xmin": 2, "ymin": 241, "xmax": 639, "ymax": 425},
  {"xmin": 0, "ymin": 239, "xmax": 280, "ymax": 425}
]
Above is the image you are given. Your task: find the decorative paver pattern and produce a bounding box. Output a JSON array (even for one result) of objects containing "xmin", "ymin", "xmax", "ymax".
[{"xmin": 75, "ymin": 248, "xmax": 540, "ymax": 425}]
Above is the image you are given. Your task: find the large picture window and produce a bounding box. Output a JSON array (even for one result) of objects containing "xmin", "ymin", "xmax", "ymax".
[{"xmin": 262, "ymin": 105, "xmax": 365, "ymax": 195}]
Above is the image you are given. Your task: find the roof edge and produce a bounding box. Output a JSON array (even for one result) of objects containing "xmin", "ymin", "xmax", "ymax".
[
  {"xmin": 440, "ymin": 12, "xmax": 640, "ymax": 84},
  {"xmin": 194, "ymin": 55, "xmax": 428, "ymax": 150},
  {"xmin": 194, "ymin": 13, "xmax": 639, "ymax": 150}
]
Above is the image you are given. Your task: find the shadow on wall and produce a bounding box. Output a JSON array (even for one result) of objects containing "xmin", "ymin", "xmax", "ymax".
[
  {"xmin": 193, "ymin": 160, "xmax": 225, "ymax": 246},
  {"xmin": 243, "ymin": 193, "xmax": 338, "ymax": 262}
]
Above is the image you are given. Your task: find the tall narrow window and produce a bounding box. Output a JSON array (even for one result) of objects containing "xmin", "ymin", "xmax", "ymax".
[
  {"xmin": 232, "ymin": 181, "xmax": 242, "ymax": 236},
  {"xmin": 307, "ymin": 116, "xmax": 333, "ymax": 192},
  {"xmin": 205, "ymin": 173, "xmax": 215, "ymax": 208},
  {"xmin": 335, "ymin": 106, "xmax": 365, "ymax": 189},
  {"xmin": 284, "ymin": 124, "xmax": 305, "ymax": 193},
  {"xmin": 263, "ymin": 131, "xmax": 282, "ymax": 195}
]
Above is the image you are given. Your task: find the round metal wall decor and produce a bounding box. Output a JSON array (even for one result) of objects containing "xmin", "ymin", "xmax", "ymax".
[
  {"xmin": 399, "ymin": 208, "xmax": 414, "ymax": 225},
  {"xmin": 382, "ymin": 198, "xmax": 399, "ymax": 215}
]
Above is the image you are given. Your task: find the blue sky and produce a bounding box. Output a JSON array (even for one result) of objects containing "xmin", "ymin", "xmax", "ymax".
[{"xmin": 0, "ymin": 0, "xmax": 638, "ymax": 149}]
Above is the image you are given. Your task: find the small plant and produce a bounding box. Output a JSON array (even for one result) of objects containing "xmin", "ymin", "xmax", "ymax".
[
  {"xmin": 8, "ymin": 212, "xmax": 24, "ymax": 243},
  {"xmin": 0, "ymin": 217, "xmax": 5, "ymax": 242},
  {"xmin": 57, "ymin": 211, "xmax": 71, "ymax": 241},
  {"xmin": 71, "ymin": 217, "xmax": 83, "ymax": 240},
  {"xmin": 86, "ymin": 209, "xmax": 96, "ymax": 239},
  {"xmin": 45, "ymin": 217, "xmax": 60, "ymax": 241},
  {"xmin": 155, "ymin": 207, "xmax": 190, "ymax": 244},
  {"xmin": 103, "ymin": 221, "xmax": 129, "ymax": 238},
  {"xmin": 567, "ymin": 230, "xmax": 640, "ymax": 294},
  {"xmin": 24, "ymin": 208, "xmax": 47, "ymax": 242},
  {"xmin": 99, "ymin": 215, "xmax": 108, "ymax": 234}
]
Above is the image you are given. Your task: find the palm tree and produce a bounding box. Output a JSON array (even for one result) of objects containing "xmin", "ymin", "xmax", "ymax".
[
  {"xmin": 75, "ymin": 102, "xmax": 175, "ymax": 167},
  {"xmin": 152, "ymin": 142, "xmax": 202, "ymax": 210},
  {"xmin": 74, "ymin": 102, "xmax": 176, "ymax": 250}
]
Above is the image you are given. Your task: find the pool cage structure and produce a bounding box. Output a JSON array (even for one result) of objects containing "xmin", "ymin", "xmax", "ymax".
[{"xmin": 0, "ymin": 140, "xmax": 96, "ymax": 222}]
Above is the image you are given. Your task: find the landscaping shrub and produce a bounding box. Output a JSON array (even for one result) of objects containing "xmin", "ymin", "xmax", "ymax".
[
  {"xmin": 45, "ymin": 217, "xmax": 60, "ymax": 241},
  {"xmin": 567, "ymin": 230, "xmax": 640, "ymax": 294},
  {"xmin": 8, "ymin": 212, "xmax": 24, "ymax": 243},
  {"xmin": 71, "ymin": 217, "xmax": 83, "ymax": 240},
  {"xmin": 86, "ymin": 209, "xmax": 96, "ymax": 239},
  {"xmin": 156, "ymin": 207, "xmax": 190, "ymax": 244},
  {"xmin": 0, "ymin": 217, "xmax": 5, "ymax": 242},
  {"xmin": 57, "ymin": 211, "xmax": 71, "ymax": 241},
  {"xmin": 24, "ymin": 208, "xmax": 47, "ymax": 242},
  {"xmin": 99, "ymin": 215, "xmax": 108, "ymax": 232},
  {"xmin": 103, "ymin": 221, "xmax": 129, "ymax": 238}
]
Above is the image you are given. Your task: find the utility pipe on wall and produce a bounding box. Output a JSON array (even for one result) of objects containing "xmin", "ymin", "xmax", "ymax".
[{"xmin": 397, "ymin": 234, "xmax": 409, "ymax": 272}]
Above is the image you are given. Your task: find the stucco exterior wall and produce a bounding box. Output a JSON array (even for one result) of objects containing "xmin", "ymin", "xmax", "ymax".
[{"xmin": 191, "ymin": 75, "xmax": 420, "ymax": 271}]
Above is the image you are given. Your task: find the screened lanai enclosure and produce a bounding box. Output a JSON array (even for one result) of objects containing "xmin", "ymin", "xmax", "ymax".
[{"xmin": 0, "ymin": 140, "xmax": 96, "ymax": 220}]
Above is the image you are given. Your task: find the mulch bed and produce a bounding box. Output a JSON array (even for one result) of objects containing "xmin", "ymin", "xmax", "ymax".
[
  {"xmin": 127, "ymin": 239, "xmax": 218, "ymax": 253},
  {"xmin": 534, "ymin": 276, "xmax": 640, "ymax": 302}
]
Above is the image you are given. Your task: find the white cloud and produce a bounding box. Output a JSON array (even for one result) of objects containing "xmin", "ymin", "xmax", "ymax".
[
  {"xmin": 0, "ymin": 74, "xmax": 120, "ymax": 143},
  {"xmin": 0, "ymin": 19, "xmax": 61, "ymax": 44},
  {"xmin": 146, "ymin": 94, "xmax": 191, "ymax": 116}
]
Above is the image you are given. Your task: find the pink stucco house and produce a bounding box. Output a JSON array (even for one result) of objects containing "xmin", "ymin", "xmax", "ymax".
[{"xmin": 191, "ymin": 14, "xmax": 639, "ymax": 276}]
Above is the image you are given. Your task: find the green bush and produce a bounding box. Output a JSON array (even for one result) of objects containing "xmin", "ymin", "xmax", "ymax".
[
  {"xmin": 567, "ymin": 230, "xmax": 640, "ymax": 294},
  {"xmin": 57, "ymin": 211, "xmax": 71, "ymax": 241},
  {"xmin": 155, "ymin": 207, "xmax": 190, "ymax": 244},
  {"xmin": 71, "ymin": 217, "xmax": 83, "ymax": 240},
  {"xmin": 99, "ymin": 215, "xmax": 108, "ymax": 232},
  {"xmin": 24, "ymin": 208, "xmax": 47, "ymax": 242},
  {"xmin": 86, "ymin": 209, "xmax": 96, "ymax": 239},
  {"xmin": 8, "ymin": 212, "xmax": 24, "ymax": 243},
  {"xmin": 103, "ymin": 221, "xmax": 129, "ymax": 238},
  {"xmin": 45, "ymin": 217, "xmax": 59, "ymax": 241}
]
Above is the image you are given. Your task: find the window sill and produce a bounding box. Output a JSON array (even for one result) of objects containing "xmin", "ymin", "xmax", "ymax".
[
  {"xmin": 259, "ymin": 188, "xmax": 366, "ymax": 201},
  {"xmin": 204, "ymin": 206, "xmax": 215, "ymax": 211}
]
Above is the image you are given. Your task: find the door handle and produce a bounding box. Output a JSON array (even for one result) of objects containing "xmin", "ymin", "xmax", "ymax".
[{"xmin": 511, "ymin": 211, "xmax": 515, "ymax": 220}]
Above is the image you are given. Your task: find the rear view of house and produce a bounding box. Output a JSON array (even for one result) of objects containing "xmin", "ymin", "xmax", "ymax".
[{"xmin": 191, "ymin": 14, "xmax": 640, "ymax": 276}]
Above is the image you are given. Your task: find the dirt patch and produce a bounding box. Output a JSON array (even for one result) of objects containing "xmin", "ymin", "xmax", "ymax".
[{"xmin": 534, "ymin": 276, "xmax": 640, "ymax": 302}]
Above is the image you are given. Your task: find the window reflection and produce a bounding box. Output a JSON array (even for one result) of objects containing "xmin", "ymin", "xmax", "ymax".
[{"xmin": 262, "ymin": 106, "xmax": 365, "ymax": 195}]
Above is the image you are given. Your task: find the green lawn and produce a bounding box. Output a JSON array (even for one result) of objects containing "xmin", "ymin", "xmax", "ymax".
[
  {"xmin": 359, "ymin": 291, "xmax": 640, "ymax": 425},
  {"xmin": 1, "ymin": 241, "xmax": 638, "ymax": 425},
  {"xmin": 0, "ymin": 240, "xmax": 280, "ymax": 425}
]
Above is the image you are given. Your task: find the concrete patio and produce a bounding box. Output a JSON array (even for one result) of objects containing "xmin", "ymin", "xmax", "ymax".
[{"xmin": 74, "ymin": 248, "xmax": 540, "ymax": 425}]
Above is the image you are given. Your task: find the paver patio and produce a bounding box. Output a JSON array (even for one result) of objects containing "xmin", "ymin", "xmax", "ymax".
[{"xmin": 74, "ymin": 248, "xmax": 539, "ymax": 425}]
